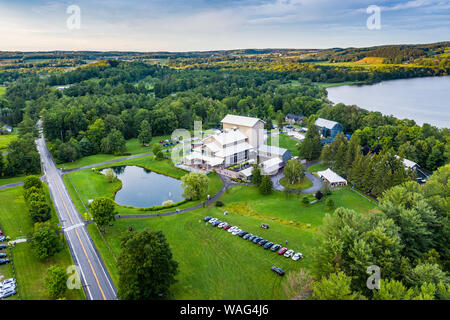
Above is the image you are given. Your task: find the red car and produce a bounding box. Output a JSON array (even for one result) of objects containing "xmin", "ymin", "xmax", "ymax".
[
  {"xmin": 223, "ymin": 224, "xmax": 232, "ymax": 230},
  {"xmin": 278, "ymin": 247, "xmax": 287, "ymax": 255}
]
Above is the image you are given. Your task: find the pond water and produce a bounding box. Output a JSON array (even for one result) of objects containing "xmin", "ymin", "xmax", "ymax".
[
  {"xmin": 101, "ymin": 166, "xmax": 184, "ymax": 208},
  {"xmin": 326, "ymin": 76, "xmax": 450, "ymax": 128}
]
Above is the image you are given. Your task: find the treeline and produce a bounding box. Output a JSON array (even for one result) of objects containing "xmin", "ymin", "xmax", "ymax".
[{"xmin": 321, "ymin": 133, "xmax": 414, "ymax": 197}]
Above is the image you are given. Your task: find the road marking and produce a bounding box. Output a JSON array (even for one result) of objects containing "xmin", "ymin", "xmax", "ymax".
[
  {"xmin": 63, "ymin": 223, "xmax": 85, "ymax": 232},
  {"xmin": 54, "ymin": 178, "xmax": 107, "ymax": 300}
]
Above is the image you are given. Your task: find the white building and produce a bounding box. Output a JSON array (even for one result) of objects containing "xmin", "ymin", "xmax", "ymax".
[{"xmin": 317, "ymin": 168, "xmax": 347, "ymax": 187}]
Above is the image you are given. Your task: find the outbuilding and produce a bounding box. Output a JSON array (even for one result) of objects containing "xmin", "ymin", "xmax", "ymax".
[{"xmin": 317, "ymin": 168, "xmax": 347, "ymax": 187}]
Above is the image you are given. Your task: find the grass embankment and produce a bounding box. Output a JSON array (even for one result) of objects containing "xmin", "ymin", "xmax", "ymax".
[
  {"xmin": 0, "ymin": 186, "xmax": 85, "ymax": 300},
  {"xmin": 0, "ymin": 175, "xmax": 27, "ymax": 187},
  {"xmin": 0, "ymin": 133, "xmax": 16, "ymax": 153},
  {"xmin": 86, "ymin": 185, "xmax": 376, "ymax": 299},
  {"xmin": 64, "ymin": 155, "xmax": 223, "ymax": 216}
]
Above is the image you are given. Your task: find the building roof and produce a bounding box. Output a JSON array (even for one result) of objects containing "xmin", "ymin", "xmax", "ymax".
[
  {"xmin": 286, "ymin": 113, "xmax": 303, "ymax": 120},
  {"xmin": 239, "ymin": 167, "xmax": 254, "ymax": 178},
  {"xmin": 221, "ymin": 114, "xmax": 264, "ymax": 127},
  {"xmin": 262, "ymin": 158, "xmax": 283, "ymax": 174},
  {"xmin": 215, "ymin": 142, "xmax": 253, "ymax": 158},
  {"xmin": 212, "ymin": 129, "xmax": 247, "ymax": 146},
  {"xmin": 258, "ymin": 144, "xmax": 289, "ymax": 156},
  {"xmin": 315, "ymin": 118, "xmax": 340, "ymax": 130},
  {"xmin": 395, "ymin": 155, "xmax": 419, "ymax": 169},
  {"xmin": 317, "ymin": 168, "xmax": 347, "ymax": 184}
]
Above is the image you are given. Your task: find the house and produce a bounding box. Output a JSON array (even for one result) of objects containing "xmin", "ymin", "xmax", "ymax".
[
  {"xmin": 1, "ymin": 125, "xmax": 12, "ymax": 133},
  {"xmin": 257, "ymin": 144, "xmax": 291, "ymax": 163},
  {"xmin": 315, "ymin": 118, "xmax": 343, "ymax": 140},
  {"xmin": 221, "ymin": 115, "xmax": 265, "ymax": 148},
  {"xmin": 395, "ymin": 155, "xmax": 430, "ymax": 183},
  {"xmin": 317, "ymin": 168, "xmax": 347, "ymax": 187},
  {"xmin": 285, "ymin": 114, "xmax": 303, "ymax": 125}
]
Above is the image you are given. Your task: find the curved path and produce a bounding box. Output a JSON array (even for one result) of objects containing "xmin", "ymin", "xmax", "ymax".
[{"xmin": 271, "ymin": 161, "xmax": 323, "ymax": 194}]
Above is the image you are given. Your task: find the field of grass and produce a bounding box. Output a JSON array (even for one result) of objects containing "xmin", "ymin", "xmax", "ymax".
[
  {"xmin": 308, "ymin": 163, "xmax": 327, "ymax": 173},
  {"xmin": 279, "ymin": 177, "xmax": 313, "ymax": 190},
  {"xmin": 267, "ymin": 133, "xmax": 300, "ymax": 157},
  {"xmin": 87, "ymin": 184, "xmax": 376, "ymax": 299},
  {"xmin": 0, "ymin": 86, "xmax": 5, "ymax": 96},
  {"xmin": 58, "ymin": 135, "xmax": 172, "ymax": 170},
  {"xmin": 0, "ymin": 186, "xmax": 85, "ymax": 300},
  {"xmin": 0, "ymin": 133, "xmax": 17, "ymax": 152},
  {"xmin": 0, "ymin": 175, "xmax": 27, "ymax": 187},
  {"xmin": 63, "ymin": 155, "xmax": 223, "ymax": 217}
]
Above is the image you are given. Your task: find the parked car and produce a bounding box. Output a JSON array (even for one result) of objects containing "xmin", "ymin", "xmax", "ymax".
[
  {"xmin": 0, "ymin": 259, "xmax": 10, "ymax": 265},
  {"xmin": 292, "ymin": 252, "xmax": 303, "ymax": 261},
  {"xmin": 260, "ymin": 223, "xmax": 269, "ymax": 229},
  {"xmin": 0, "ymin": 244, "xmax": 7, "ymax": 250},
  {"xmin": 204, "ymin": 216, "xmax": 212, "ymax": 222},
  {"xmin": 0, "ymin": 229, "xmax": 2, "ymax": 235},
  {"xmin": 271, "ymin": 266, "xmax": 285, "ymax": 276},
  {"xmin": 278, "ymin": 247, "xmax": 287, "ymax": 255},
  {"xmin": 208, "ymin": 218, "xmax": 218, "ymax": 224},
  {"xmin": 212, "ymin": 220, "xmax": 222, "ymax": 227},
  {"xmin": 238, "ymin": 231, "xmax": 248, "ymax": 237},
  {"xmin": 252, "ymin": 237, "xmax": 262, "ymax": 244},
  {"xmin": 223, "ymin": 224, "xmax": 232, "ymax": 230},
  {"xmin": 270, "ymin": 244, "xmax": 281, "ymax": 252},
  {"xmin": 258, "ymin": 239, "xmax": 268, "ymax": 246},
  {"xmin": 0, "ymin": 253, "xmax": 6, "ymax": 258},
  {"xmin": 228, "ymin": 226, "xmax": 238, "ymax": 233},
  {"xmin": 248, "ymin": 235, "xmax": 257, "ymax": 241},
  {"xmin": 1, "ymin": 278, "xmax": 16, "ymax": 286},
  {"xmin": 232, "ymin": 229, "xmax": 242, "ymax": 235},
  {"xmin": 243, "ymin": 233, "xmax": 252, "ymax": 240},
  {"xmin": 0, "ymin": 236, "xmax": 5, "ymax": 242},
  {"xmin": 264, "ymin": 242, "xmax": 274, "ymax": 250},
  {"xmin": 217, "ymin": 222, "xmax": 227, "ymax": 228},
  {"xmin": 284, "ymin": 249, "xmax": 294, "ymax": 258},
  {"xmin": 0, "ymin": 288, "xmax": 16, "ymax": 299}
]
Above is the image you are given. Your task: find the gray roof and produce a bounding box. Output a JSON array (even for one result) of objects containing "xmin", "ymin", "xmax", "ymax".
[
  {"xmin": 221, "ymin": 114, "xmax": 264, "ymax": 127},
  {"xmin": 258, "ymin": 144, "xmax": 289, "ymax": 156},
  {"xmin": 315, "ymin": 118, "xmax": 340, "ymax": 130}
]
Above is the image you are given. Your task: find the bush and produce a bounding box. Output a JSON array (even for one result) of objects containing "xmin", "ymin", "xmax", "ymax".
[
  {"xmin": 259, "ymin": 175, "xmax": 273, "ymax": 195},
  {"xmin": 302, "ymin": 196, "xmax": 310, "ymax": 205},
  {"xmin": 215, "ymin": 200, "xmax": 224, "ymax": 207},
  {"xmin": 315, "ymin": 191, "xmax": 323, "ymax": 200},
  {"xmin": 325, "ymin": 198, "xmax": 334, "ymax": 209}
]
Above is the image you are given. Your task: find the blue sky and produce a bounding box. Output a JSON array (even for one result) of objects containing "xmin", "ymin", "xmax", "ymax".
[{"xmin": 0, "ymin": 0, "xmax": 449, "ymax": 51}]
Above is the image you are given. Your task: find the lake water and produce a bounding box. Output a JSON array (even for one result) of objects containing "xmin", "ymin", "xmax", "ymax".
[
  {"xmin": 102, "ymin": 166, "xmax": 184, "ymax": 208},
  {"xmin": 326, "ymin": 76, "xmax": 450, "ymax": 128}
]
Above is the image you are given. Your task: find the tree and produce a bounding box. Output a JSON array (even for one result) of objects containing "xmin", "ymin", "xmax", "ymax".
[
  {"xmin": 181, "ymin": 172, "xmax": 209, "ymax": 200},
  {"xmin": 259, "ymin": 175, "xmax": 273, "ymax": 195},
  {"xmin": 138, "ymin": 120, "xmax": 152, "ymax": 146},
  {"xmin": 30, "ymin": 222, "xmax": 61, "ymax": 259},
  {"xmin": 251, "ymin": 164, "xmax": 262, "ymax": 186},
  {"xmin": 406, "ymin": 263, "xmax": 448, "ymax": 287},
  {"xmin": 90, "ymin": 197, "xmax": 116, "ymax": 230},
  {"xmin": 298, "ymin": 116, "xmax": 322, "ymax": 160},
  {"xmin": 373, "ymin": 279, "xmax": 415, "ymax": 300},
  {"xmin": 311, "ymin": 272, "xmax": 361, "ymax": 300},
  {"xmin": 104, "ymin": 168, "xmax": 116, "ymax": 183},
  {"xmin": 24, "ymin": 175, "xmax": 43, "ymax": 190},
  {"xmin": 86, "ymin": 118, "xmax": 106, "ymax": 153},
  {"xmin": 118, "ymin": 230, "xmax": 179, "ymax": 300},
  {"xmin": 152, "ymin": 143, "xmax": 164, "ymax": 160},
  {"xmin": 45, "ymin": 265, "xmax": 68, "ymax": 298},
  {"xmin": 284, "ymin": 159, "xmax": 305, "ymax": 185},
  {"xmin": 0, "ymin": 153, "xmax": 4, "ymax": 177},
  {"xmin": 101, "ymin": 129, "xmax": 126, "ymax": 155}
]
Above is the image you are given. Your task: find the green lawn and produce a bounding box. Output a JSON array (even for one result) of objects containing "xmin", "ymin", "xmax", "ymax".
[
  {"xmin": 58, "ymin": 135, "xmax": 172, "ymax": 170},
  {"xmin": 0, "ymin": 86, "xmax": 5, "ymax": 96},
  {"xmin": 63, "ymin": 155, "xmax": 223, "ymax": 217},
  {"xmin": 0, "ymin": 186, "xmax": 85, "ymax": 300},
  {"xmin": 308, "ymin": 163, "xmax": 327, "ymax": 173},
  {"xmin": 0, "ymin": 175, "xmax": 27, "ymax": 187},
  {"xmin": 267, "ymin": 133, "xmax": 300, "ymax": 157},
  {"xmin": 0, "ymin": 133, "xmax": 17, "ymax": 152},
  {"xmin": 280, "ymin": 177, "xmax": 313, "ymax": 190},
  {"xmin": 86, "ymin": 183, "xmax": 376, "ymax": 299}
]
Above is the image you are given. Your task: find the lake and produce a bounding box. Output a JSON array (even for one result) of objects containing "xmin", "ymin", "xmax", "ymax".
[
  {"xmin": 102, "ymin": 166, "xmax": 184, "ymax": 208},
  {"xmin": 326, "ymin": 76, "xmax": 450, "ymax": 128}
]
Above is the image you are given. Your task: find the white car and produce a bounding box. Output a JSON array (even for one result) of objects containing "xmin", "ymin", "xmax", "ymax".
[
  {"xmin": 217, "ymin": 222, "xmax": 227, "ymax": 228},
  {"xmin": 228, "ymin": 226, "xmax": 238, "ymax": 233},
  {"xmin": 208, "ymin": 218, "xmax": 218, "ymax": 224},
  {"xmin": 292, "ymin": 252, "xmax": 303, "ymax": 261},
  {"xmin": 232, "ymin": 229, "xmax": 241, "ymax": 236},
  {"xmin": 283, "ymin": 249, "xmax": 294, "ymax": 258}
]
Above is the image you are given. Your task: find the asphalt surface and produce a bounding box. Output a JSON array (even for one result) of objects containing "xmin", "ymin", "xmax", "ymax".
[{"xmin": 35, "ymin": 122, "xmax": 116, "ymax": 300}]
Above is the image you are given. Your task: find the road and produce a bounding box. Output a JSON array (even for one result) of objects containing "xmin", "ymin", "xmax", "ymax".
[{"xmin": 35, "ymin": 121, "xmax": 116, "ymax": 300}]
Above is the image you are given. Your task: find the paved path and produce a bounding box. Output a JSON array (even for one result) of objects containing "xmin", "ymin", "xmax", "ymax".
[
  {"xmin": 302, "ymin": 161, "xmax": 324, "ymax": 194},
  {"xmin": 271, "ymin": 171, "xmax": 285, "ymax": 191},
  {"xmin": 0, "ymin": 182, "xmax": 24, "ymax": 190},
  {"xmin": 35, "ymin": 120, "xmax": 116, "ymax": 300}
]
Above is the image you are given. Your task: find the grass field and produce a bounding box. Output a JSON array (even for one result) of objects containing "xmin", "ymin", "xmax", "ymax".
[
  {"xmin": 0, "ymin": 186, "xmax": 85, "ymax": 300},
  {"xmin": 0, "ymin": 175, "xmax": 27, "ymax": 187},
  {"xmin": 0, "ymin": 86, "xmax": 5, "ymax": 96},
  {"xmin": 308, "ymin": 163, "xmax": 327, "ymax": 173},
  {"xmin": 86, "ymin": 184, "xmax": 376, "ymax": 299},
  {"xmin": 279, "ymin": 177, "xmax": 313, "ymax": 190},
  {"xmin": 63, "ymin": 155, "xmax": 223, "ymax": 217},
  {"xmin": 267, "ymin": 133, "xmax": 300, "ymax": 157},
  {"xmin": 58, "ymin": 135, "xmax": 172, "ymax": 170},
  {"xmin": 0, "ymin": 133, "xmax": 17, "ymax": 152}
]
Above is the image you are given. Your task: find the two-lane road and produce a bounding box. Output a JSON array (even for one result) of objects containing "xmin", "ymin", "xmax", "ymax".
[{"xmin": 35, "ymin": 124, "xmax": 116, "ymax": 300}]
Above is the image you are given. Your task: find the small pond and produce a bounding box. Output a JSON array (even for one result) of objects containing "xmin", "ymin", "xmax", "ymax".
[{"xmin": 101, "ymin": 165, "xmax": 184, "ymax": 208}]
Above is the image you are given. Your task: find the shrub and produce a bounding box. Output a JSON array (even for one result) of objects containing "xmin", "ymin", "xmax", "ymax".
[
  {"xmin": 302, "ymin": 196, "xmax": 310, "ymax": 205},
  {"xmin": 215, "ymin": 200, "xmax": 224, "ymax": 207}
]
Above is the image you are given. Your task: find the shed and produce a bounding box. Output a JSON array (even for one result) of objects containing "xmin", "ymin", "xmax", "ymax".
[{"xmin": 317, "ymin": 168, "xmax": 347, "ymax": 186}]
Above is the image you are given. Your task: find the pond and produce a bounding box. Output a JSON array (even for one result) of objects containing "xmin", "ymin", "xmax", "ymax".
[
  {"xmin": 101, "ymin": 166, "xmax": 184, "ymax": 208},
  {"xmin": 326, "ymin": 76, "xmax": 450, "ymax": 128}
]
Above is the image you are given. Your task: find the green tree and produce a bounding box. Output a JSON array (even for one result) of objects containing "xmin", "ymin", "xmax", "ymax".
[
  {"xmin": 101, "ymin": 129, "xmax": 126, "ymax": 155},
  {"xmin": 44, "ymin": 265, "xmax": 68, "ymax": 298},
  {"xmin": 90, "ymin": 197, "xmax": 116, "ymax": 230},
  {"xmin": 181, "ymin": 172, "xmax": 209, "ymax": 200},
  {"xmin": 30, "ymin": 222, "xmax": 61, "ymax": 259},
  {"xmin": 284, "ymin": 159, "xmax": 305, "ymax": 185},
  {"xmin": 406, "ymin": 263, "xmax": 449, "ymax": 287},
  {"xmin": 373, "ymin": 279, "xmax": 415, "ymax": 300},
  {"xmin": 138, "ymin": 120, "xmax": 152, "ymax": 146},
  {"xmin": 298, "ymin": 116, "xmax": 322, "ymax": 160},
  {"xmin": 104, "ymin": 168, "xmax": 116, "ymax": 183},
  {"xmin": 311, "ymin": 272, "xmax": 361, "ymax": 300},
  {"xmin": 259, "ymin": 175, "xmax": 273, "ymax": 195},
  {"xmin": 86, "ymin": 118, "xmax": 106, "ymax": 153},
  {"xmin": 24, "ymin": 175, "xmax": 43, "ymax": 190},
  {"xmin": 251, "ymin": 164, "xmax": 262, "ymax": 186},
  {"xmin": 118, "ymin": 230, "xmax": 179, "ymax": 300},
  {"xmin": 152, "ymin": 143, "xmax": 164, "ymax": 160}
]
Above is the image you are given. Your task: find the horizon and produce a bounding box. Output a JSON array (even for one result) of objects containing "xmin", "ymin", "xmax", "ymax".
[{"xmin": 1, "ymin": 0, "xmax": 449, "ymax": 51}]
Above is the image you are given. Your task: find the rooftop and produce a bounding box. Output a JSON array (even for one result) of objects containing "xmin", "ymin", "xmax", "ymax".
[
  {"xmin": 315, "ymin": 118, "xmax": 340, "ymax": 129},
  {"xmin": 317, "ymin": 168, "xmax": 347, "ymax": 184},
  {"xmin": 221, "ymin": 114, "xmax": 264, "ymax": 127},
  {"xmin": 258, "ymin": 144, "xmax": 289, "ymax": 156}
]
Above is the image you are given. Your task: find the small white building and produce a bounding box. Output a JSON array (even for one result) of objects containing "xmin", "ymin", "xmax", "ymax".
[{"xmin": 317, "ymin": 168, "xmax": 347, "ymax": 187}]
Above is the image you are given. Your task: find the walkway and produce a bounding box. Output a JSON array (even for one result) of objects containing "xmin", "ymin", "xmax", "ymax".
[{"xmin": 270, "ymin": 161, "xmax": 323, "ymax": 194}]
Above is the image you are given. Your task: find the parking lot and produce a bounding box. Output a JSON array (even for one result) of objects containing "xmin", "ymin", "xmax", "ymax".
[
  {"xmin": 0, "ymin": 228, "xmax": 17, "ymax": 299},
  {"xmin": 204, "ymin": 216, "xmax": 304, "ymax": 276}
]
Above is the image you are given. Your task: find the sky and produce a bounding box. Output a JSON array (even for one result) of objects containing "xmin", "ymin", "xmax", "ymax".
[{"xmin": 0, "ymin": 0, "xmax": 449, "ymax": 52}]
